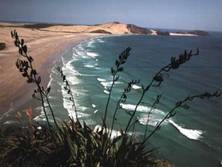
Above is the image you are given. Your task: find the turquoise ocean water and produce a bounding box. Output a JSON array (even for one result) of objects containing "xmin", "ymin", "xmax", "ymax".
[{"xmin": 35, "ymin": 33, "xmax": 222, "ymax": 167}]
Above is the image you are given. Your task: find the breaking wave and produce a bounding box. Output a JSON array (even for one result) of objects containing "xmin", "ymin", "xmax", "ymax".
[
  {"xmin": 120, "ymin": 103, "xmax": 203, "ymax": 140},
  {"xmin": 169, "ymin": 120, "xmax": 203, "ymax": 140}
]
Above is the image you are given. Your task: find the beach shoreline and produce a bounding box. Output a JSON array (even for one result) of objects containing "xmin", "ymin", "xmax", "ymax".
[
  {"xmin": 0, "ymin": 21, "xmax": 207, "ymax": 117},
  {"xmin": 0, "ymin": 24, "xmax": 100, "ymax": 114}
]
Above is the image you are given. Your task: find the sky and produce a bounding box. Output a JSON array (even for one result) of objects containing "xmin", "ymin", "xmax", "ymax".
[{"xmin": 0, "ymin": 0, "xmax": 222, "ymax": 31}]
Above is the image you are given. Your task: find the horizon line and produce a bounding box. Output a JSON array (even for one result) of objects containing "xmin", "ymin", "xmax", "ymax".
[{"xmin": 0, "ymin": 19, "xmax": 221, "ymax": 33}]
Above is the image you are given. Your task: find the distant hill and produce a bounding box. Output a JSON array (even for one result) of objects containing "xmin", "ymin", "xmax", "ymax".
[{"xmin": 0, "ymin": 21, "xmax": 208, "ymax": 37}]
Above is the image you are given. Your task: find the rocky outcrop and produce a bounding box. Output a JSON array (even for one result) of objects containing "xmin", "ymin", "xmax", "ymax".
[{"xmin": 127, "ymin": 24, "xmax": 152, "ymax": 34}]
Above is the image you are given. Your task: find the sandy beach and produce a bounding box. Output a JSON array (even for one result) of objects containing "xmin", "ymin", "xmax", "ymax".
[
  {"xmin": 0, "ymin": 21, "xmax": 140, "ymax": 114},
  {"xmin": 0, "ymin": 22, "xmax": 205, "ymax": 114},
  {"xmin": 0, "ymin": 23, "xmax": 99, "ymax": 113}
]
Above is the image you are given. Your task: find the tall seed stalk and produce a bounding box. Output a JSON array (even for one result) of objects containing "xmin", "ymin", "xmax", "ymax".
[
  {"xmin": 11, "ymin": 30, "xmax": 59, "ymax": 130},
  {"xmin": 125, "ymin": 49, "xmax": 199, "ymax": 132}
]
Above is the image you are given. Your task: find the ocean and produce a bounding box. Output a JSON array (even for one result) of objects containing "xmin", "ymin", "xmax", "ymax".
[{"xmin": 35, "ymin": 33, "xmax": 222, "ymax": 167}]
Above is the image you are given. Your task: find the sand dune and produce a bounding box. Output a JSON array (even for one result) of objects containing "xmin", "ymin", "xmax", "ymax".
[{"xmin": 36, "ymin": 22, "xmax": 140, "ymax": 34}]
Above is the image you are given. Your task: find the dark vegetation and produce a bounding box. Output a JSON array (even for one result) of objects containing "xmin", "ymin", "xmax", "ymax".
[
  {"xmin": 127, "ymin": 24, "xmax": 152, "ymax": 34},
  {"xmin": 156, "ymin": 31, "xmax": 170, "ymax": 36},
  {"xmin": 0, "ymin": 30, "xmax": 220, "ymax": 167},
  {"xmin": 0, "ymin": 23, "xmax": 72, "ymax": 29},
  {"xmin": 90, "ymin": 29, "xmax": 112, "ymax": 34},
  {"xmin": 0, "ymin": 42, "xmax": 6, "ymax": 50},
  {"xmin": 175, "ymin": 30, "xmax": 209, "ymax": 36},
  {"xmin": 190, "ymin": 30, "xmax": 209, "ymax": 36},
  {"xmin": 22, "ymin": 23, "xmax": 67, "ymax": 29}
]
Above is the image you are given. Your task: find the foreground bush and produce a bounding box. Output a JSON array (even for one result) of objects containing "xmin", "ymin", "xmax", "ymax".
[{"xmin": 0, "ymin": 118, "xmax": 156, "ymax": 167}]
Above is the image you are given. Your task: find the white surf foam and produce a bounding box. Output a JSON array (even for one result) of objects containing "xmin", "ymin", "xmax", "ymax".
[
  {"xmin": 104, "ymin": 90, "xmax": 110, "ymax": 95},
  {"xmin": 60, "ymin": 56, "xmax": 91, "ymax": 121},
  {"xmin": 61, "ymin": 58, "xmax": 82, "ymax": 86},
  {"xmin": 120, "ymin": 103, "xmax": 167, "ymax": 126},
  {"xmin": 87, "ymin": 40, "xmax": 95, "ymax": 48},
  {"xmin": 132, "ymin": 84, "xmax": 142, "ymax": 90},
  {"xmin": 97, "ymin": 78, "xmax": 123, "ymax": 94},
  {"xmin": 87, "ymin": 51, "xmax": 99, "ymax": 58},
  {"xmin": 96, "ymin": 38, "xmax": 105, "ymax": 43},
  {"xmin": 169, "ymin": 32, "xmax": 198, "ymax": 37},
  {"xmin": 99, "ymin": 80, "xmax": 122, "ymax": 90},
  {"xmin": 100, "ymin": 81, "xmax": 112, "ymax": 88},
  {"xmin": 169, "ymin": 120, "xmax": 203, "ymax": 140},
  {"xmin": 84, "ymin": 64, "xmax": 95, "ymax": 68},
  {"xmin": 97, "ymin": 77, "xmax": 106, "ymax": 82},
  {"xmin": 123, "ymin": 102, "xmax": 204, "ymax": 140},
  {"xmin": 73, "ymin": 46, "xmax": 88, "ymax": 59},
  {"xmin": 120, "ymin": 103, "xmax": 164, "ymax": 113},
  {"xmin": 61, "ymin": 82, "xmax": 90, "ymax": 121},
  {"xmin": 47, "ymin": 74, "xmax": 53, "ymax": 89},
  {"xmin": 93, "ymin": 125, "xmax": 135, "ymax": 139},
  {"xmin": 93, "ymin": 125, "xmax": 121, "ymax": 139},
  {"xmin": 138, "ymin": 114, "xmax": 166, "ymax": 127}
]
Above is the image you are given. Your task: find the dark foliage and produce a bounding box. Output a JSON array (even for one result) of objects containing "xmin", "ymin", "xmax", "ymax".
[{"xmin": 0, "ymin": 42, "xmax": 6, "ymax": 50}]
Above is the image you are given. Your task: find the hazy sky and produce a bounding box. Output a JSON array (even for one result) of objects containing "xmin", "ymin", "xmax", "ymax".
[{"xmin": 0, "ymin": 0, "xmax": 222, "ymax": 31}]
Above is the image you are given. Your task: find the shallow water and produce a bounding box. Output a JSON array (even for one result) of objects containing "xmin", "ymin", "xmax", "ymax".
[{"xmin": 41, "ymin": 34, "xmax": 222, "ymax": 167}]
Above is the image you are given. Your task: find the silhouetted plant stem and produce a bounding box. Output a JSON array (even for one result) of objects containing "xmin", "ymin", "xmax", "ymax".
[
  {"xmin": 101, "ymin": 76, "xmax": 115, "ymax": 152},
  {"xmin": 37, "ymin": 87, "xmax": 51, "ymax": 128},
  {"xmin": 45, "ymin": 95, "xmax": 60, "ymax": 130},
  {"xmin": 103, "ymin": 75, "xmax": 115, "ymax": 127},
  {"xmin": 125, "ymin": 90, "xmax": 146, "ymax": 132},
  {"xmin": 23, "ymin": 47, "xmax": 52, "ymax": 129},
  {"xmin": 69, "ymin": 89, "xmax": 78, "ymax": 121},
  {"xmin": 110, "ymin": 79, "xmax": 140, "ymax": 137},
  {"xmin": 143, "ymin": 95, "xmax": 161, "ymax": 140},
  {"xmin": 102, "ymin": 47, "xmax": 131, "ymax": 153},
  {"xmin": 125, "ymin": 66, "xmax": 167, "ymax": 132},
  {"xmin": 102, "ymin": 47, "xmax": 131, "ymax": 129},
  {"xmin": 110, "ymin": 91, "xmax": 123, "ymax": 136},
  {"xmin": 125, "ymin": 49, "xmax": 199, "ymax": 132},
  {"xmin": 11, "ymin": 30, "xmax": 59, "ymax": 129},
  {"xmin": 28, "ymin": 58, "xmax": 52, "ymax": 129},
  {"xmin": 142, "ymin": 91, "xmax": 222, "ymax": 144},
  {"xmin": 57, "ymin": 68, "xmax": 79, "ymax": 122}
]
